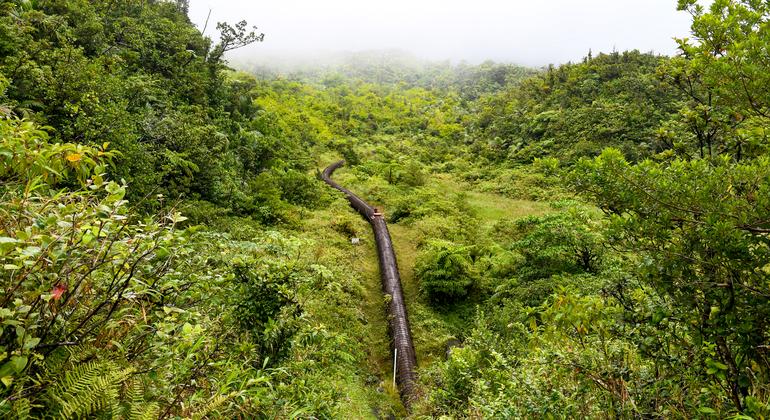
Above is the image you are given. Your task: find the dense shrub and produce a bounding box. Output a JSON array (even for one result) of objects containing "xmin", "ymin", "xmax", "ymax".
[{"xmin": 415, "ymin": 240, "xmax": 475, "ymax": 302}]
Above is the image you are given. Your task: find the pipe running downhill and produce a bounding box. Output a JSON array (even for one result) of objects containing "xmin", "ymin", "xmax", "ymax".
[{"xmin": 321, "ymin": 160, "xmax": 419, "ymax": 408}]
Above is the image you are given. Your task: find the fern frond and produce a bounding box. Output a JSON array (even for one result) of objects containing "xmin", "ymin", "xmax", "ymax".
[
  {"xmin": 129, "ymin": 402, "xmax": 159, "ymax": 420},
  {"xmin": 126, "ymin": 379, "xmax": 159, "ymax": 420},
  {"xmin": 46, "ymin": 359, "xmax": 134, "ymax": 419},
  {"xmin": 191, "ymin": 392, "xmax": 233, "ymax": 420}
]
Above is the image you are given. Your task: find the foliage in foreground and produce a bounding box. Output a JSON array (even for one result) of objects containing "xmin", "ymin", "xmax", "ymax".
[{"xmin": 0, "ymin": 117, "xmax": 389, "ymax": 417}]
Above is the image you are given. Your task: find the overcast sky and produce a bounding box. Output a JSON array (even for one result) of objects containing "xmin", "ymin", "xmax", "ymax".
[{"xmin": 187, "ymin": 0, "xmax": 694, "ymax": 67}]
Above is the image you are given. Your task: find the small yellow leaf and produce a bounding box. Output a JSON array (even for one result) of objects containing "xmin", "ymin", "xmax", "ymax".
[{"xmin": 66, "ymin": 153, "xmax": 82, "ymax": 162}]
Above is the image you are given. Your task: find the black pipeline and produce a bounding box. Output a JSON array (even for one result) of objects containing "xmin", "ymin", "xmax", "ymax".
[{"xmin": 321, "ymin": 160, "xmax": 419, "ymax": 409}]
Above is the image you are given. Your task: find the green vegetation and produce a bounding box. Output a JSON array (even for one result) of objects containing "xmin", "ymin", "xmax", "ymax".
[
  {"xmin": 1, "ymin": 0, "xmax": 769, "ymax": 417},
  {"xmin": 415, "ymin": 240, "xmax": 475, "ymax": 301}
]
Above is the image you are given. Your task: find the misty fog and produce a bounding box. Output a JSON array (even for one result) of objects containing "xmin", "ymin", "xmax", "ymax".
[{"xmin": 188, "ymin": 0, "xmax": 694, "ymax": 68}]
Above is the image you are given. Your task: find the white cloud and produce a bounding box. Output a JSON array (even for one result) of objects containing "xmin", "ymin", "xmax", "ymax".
[{"xmin": 188, "ymin": 0, "xmax": 693, "ymax": 66}]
